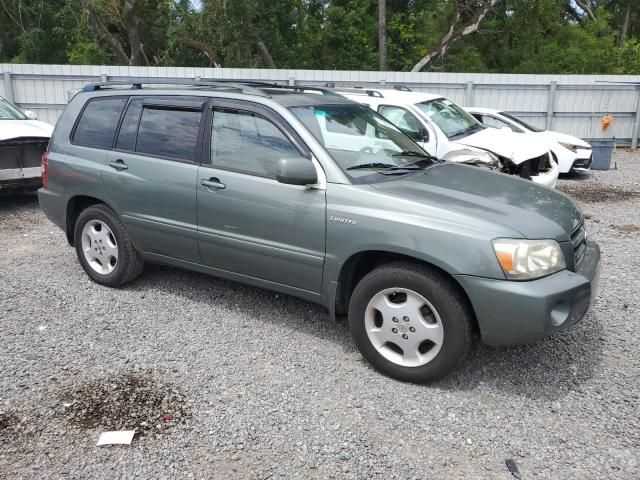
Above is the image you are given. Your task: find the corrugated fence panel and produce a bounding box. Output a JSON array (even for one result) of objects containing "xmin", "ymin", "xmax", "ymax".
[{"xmin": 2, "ymin": 64, "xmax": 640, "ymax": 144}]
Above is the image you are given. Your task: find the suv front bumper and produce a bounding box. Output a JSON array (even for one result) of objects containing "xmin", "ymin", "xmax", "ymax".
[{"xmin": 455, "ymin": 239, "xmax": 600, "ymax": 346}]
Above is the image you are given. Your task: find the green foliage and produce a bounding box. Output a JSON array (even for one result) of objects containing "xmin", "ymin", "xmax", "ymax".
[{"xmin": 1, "ymin": 0, "xmax": 639, "ymax": 74}]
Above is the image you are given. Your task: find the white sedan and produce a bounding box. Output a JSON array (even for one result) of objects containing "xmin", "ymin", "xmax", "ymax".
[
  {"xmin": 0, "ymin": 96, "xmax": 53, "ymax": 191},
  {"xmin": 466, "ymin": 107, "xmax": 592, "ymax": 174}
]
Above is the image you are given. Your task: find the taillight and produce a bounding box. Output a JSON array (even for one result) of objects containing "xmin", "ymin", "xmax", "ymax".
[{"xmin": 41, "ymin": 150, "xmax": 48, "ymax": 187}]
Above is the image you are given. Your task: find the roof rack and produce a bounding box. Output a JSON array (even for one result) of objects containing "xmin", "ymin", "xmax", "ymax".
[
  {"xmin": 254, "ymin": 83, "xmax": 341, "ymax": 96},
  {"xmin": 81, "ymin": 79, "xmax": 270, "ymax": 97},
  {"xmin": 325, "ymin": 86, "xmax": 385, "ymax": 98},
  {"xmin": 81, "ymin": 78, "xmax": 340, "ymax": 98}
]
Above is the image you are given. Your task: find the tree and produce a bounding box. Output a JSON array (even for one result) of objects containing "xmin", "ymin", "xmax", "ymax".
[
  {"xmin": 379, "ymin": 0, "xmax": 387, "ymax": 70},
  {"xmin": 411, "ymin": 0, "xmax": 502, "ymax": 72}
]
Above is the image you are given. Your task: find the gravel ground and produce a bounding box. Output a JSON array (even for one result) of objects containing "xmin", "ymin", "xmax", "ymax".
[{"xmin": 1, "ymin": 151, "xmax": 639, "ymax": 480}]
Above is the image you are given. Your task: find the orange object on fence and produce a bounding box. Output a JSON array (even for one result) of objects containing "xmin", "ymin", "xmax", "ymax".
[{"xmin": 600, "ymin": 115, "xmax": 613, "ymax": 130}]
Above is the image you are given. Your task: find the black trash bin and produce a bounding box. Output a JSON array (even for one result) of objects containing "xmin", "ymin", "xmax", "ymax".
[{"xmin": 588, "ymin": 139, "xmax": 615, "ymax": 170}]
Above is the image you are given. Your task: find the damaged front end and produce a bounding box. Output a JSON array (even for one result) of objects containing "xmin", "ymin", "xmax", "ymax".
[
  {"xmin": 441, "ymin": 148, "xmax": 502, "ymax": 169},
  {"xmin": 0, "ymin": 137, "xmax": 48, "ymax": 191},
  {"xmin": 500, "ymin": 152, "xmax": 554, "ymax": 180}
]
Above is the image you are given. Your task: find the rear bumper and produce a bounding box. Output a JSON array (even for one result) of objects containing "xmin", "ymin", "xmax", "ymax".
[
  {"xmin": 455, "ymin": 239, "xmax": 600, "ymax": 346},
  {"xmin": 0, "ymin": 166, "xmax": 41, "ymax": 190},
  {"xmin": 37, "ymin": 187, "xmax": 67, "ymax": 232}
]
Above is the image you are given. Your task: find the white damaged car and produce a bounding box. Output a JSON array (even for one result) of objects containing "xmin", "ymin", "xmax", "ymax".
[
  {"xmin": 336, "ymin": 88, "xmax": 559, "ymax": 188},
  {"xmin": 466, "ymin": 107, "xmax": 592, "ymax": 174},
  {"xmin": 0, "ymin": 96, "xmax": 53, "ymax": 192}
]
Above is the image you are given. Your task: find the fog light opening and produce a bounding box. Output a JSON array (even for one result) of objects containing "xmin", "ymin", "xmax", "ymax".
[{"xmin": 550, "ymin": 300, "xmax": 571, "ymax": 327}]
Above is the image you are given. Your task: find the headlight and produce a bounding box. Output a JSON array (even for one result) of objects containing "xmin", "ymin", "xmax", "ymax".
[
  {"xmin": 559, "ymin": 142, "xmax": 578, "ymax": 153},
  {"xmin": 492, "ymin": 239, "xmax": 566, "ymax": 280}
]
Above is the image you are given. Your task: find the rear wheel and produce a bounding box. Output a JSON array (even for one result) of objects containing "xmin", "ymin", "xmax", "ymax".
[
  {"xmin": 74, "ymin": 204, "xmax": 143, "ymax": 287},
  {"xmin": 348, "ymin": 262, "xmax": 472, "ymax": 383}
]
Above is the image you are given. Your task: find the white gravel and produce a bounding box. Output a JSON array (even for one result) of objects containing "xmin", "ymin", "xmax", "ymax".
[{"xmin": 1, "ymin": 151, "xmax": 639, "ymax": 479}]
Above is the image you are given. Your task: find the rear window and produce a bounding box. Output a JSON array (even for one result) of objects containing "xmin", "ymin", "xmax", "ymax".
[
  {"xmin": 135, "ymin": 107, "xmax": 202, "ymax": 161},
  {"xmin": 72, "ymin": 97, "xmax": 127, "ymax": 149}
]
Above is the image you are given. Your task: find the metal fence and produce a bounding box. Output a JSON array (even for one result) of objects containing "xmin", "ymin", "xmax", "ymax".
[{"xmin": 2, "ymin": 64, "xmax": 640, "ymax": 146}]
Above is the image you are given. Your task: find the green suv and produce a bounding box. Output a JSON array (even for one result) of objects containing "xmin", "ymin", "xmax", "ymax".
[{"xmin": 38, "ymin": 81, "xmax": 600, "ymax": 383}]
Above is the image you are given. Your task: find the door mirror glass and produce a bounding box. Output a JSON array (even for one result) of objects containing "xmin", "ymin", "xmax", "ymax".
[{"xmin": 276, "ymin": 157, "xmax": 318, "ymax": 186}]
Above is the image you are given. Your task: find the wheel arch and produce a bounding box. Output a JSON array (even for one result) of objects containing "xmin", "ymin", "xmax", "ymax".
[
  {"xmin": 65, "ymin": 195, "xmax": 115, "ymax": 246},
  {"xmin": 334, "ymin": 250, "xmax": 478, "ymax": 333}
]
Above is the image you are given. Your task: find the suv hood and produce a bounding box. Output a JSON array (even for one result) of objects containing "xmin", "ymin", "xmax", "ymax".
[
  {"xmin": 0, "ymin": 120, "xmax": 53, "ymax": 142},
  {"xmin": 372, "ymin": 163, "xmax": 581, "ymax": 240},
  {"xmin": 455, "ymin": 127, "xmax": 548, "ymax": 164}
]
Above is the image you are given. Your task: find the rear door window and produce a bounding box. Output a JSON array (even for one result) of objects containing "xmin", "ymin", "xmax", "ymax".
[
  {"xmin": 135, "ymin": 106, "xmax": 203, "ymax": 162},
  {"xmin": 72, "ymin": 97, "xmax": 127, "ymax": 149}
]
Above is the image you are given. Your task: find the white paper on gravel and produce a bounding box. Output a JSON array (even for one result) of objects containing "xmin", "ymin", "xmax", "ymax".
[{"xmin": 96, "ymin": 430, "xmax": 136, "ymax": 446}]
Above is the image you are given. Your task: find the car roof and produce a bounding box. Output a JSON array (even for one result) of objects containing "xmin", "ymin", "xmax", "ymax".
[{"xmin": 336, "ymin": 88, "xmax": 442, "ymax": 104}]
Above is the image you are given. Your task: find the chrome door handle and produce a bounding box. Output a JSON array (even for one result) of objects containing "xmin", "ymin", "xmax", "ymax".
[
  {"xmin": 201, "ymin": 178, "xmax": 226, "ymax": 190},
  {"xmin": 109, "ymin": 159, "xmax": 128, "ymax": 170}
]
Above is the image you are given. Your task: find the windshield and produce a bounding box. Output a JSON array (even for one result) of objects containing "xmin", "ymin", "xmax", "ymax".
[
  {"xmin": 499, "ymin": 112, "xmax": 544, "ymax": 132},
  {"xmin": 415, "ymin": 98, "xmax": 481, "ymax": 139},
  {"xmin": 290, "ymin": 104, "xmax": 436, "ymax": 182},
  {"xmin": 0, "ymin": 97, "xmax": 27, "ymax": 120}
]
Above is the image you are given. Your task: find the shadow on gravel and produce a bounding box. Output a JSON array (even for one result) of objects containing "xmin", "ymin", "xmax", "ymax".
[
  {"xmin": 0, "ymin": 192, "xmax": 38, "ymax": 211},
  {"xmin": 59, "ymin": 370, "xmax": 190, "ymax": 435},
  {"xmin": 128, "ymin": 265, "xmax": 602, "ymax": 400},
  {"xmin": 435, "ymin": 313, "xmax": 603, "ymax": 400},
  {"xmin": 128, "ymin": 264, "xmax": 351, "ymax": 345}
]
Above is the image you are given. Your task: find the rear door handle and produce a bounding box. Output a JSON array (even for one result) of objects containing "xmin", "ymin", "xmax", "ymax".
[
  {"xmin": 109, "ymin": 159, "xmax": 128, "ymax": 170},
  {"xmin": 200, "ymin": 177, "xmax": 226, "ymax": 190}
]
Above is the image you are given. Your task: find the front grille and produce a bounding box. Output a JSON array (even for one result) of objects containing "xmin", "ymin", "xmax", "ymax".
[{"xmin": 571, "ymin": 221, "xmax": 587, "ymax": 269}]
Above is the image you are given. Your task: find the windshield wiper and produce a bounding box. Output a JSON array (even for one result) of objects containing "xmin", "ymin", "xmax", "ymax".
[{"xmin": 347, "ymin": 162, "xmax": 421, "ymax": 171}]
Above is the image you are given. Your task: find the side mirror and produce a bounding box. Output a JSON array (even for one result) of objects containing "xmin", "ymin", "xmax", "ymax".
[
  {"xmin": 276, "ymin": 157, "xmax": 318, "ymax": 186},
  {"xmin": 500, "ymin": 126, "xmax": 512, "ymax": 132},
  {"xmin": 23, "ymin": 110, "xmax": 38, "ymax": 120}
]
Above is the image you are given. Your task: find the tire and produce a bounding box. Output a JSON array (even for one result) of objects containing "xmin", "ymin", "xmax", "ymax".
[
  {"xmin": 73, "ymin": 204, "xmax": 144, "ymax": 287},
  {"xmin": 348, "ymin": 262, "xmax": 472, "ymax": 383}
]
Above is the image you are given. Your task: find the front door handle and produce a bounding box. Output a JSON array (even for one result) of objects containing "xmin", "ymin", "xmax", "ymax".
[
  {"xmin": 201, "ymin": 177, "xmax": 226, "ymax": 190},
  {"xmin": 109, "ymin": 159, "xmax": 128, "ymax": 171}
]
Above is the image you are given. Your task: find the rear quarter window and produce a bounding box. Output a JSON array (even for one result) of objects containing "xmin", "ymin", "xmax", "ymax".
[{"xmin": 72, "ymin": 97, "xmax": 127, "ymax": 149}]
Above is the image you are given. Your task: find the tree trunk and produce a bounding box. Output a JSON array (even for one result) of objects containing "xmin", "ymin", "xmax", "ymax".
[
  {"xmin": 620, "ymin": 2, "xmax": 631, "ymax": 46},
  {"xmin": 255, "ymin": 40, "xmax": 277, "ymax": 68},
  {"xmin": 574, "ymin": 0, "xmax": 596, "ymax": 21},
  {"xmin": 378, "ymin": 0, "xmax": 387, "ymax": 71},
  {"xmin": 411, "ymin": 0, "xmax": 502, "ymax": 72}
]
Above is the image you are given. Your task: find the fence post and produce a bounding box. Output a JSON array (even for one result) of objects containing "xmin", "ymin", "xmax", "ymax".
[
  {"xmin": 3, "ymin": 71, "xmax": 15, "ymax": 103},
  {"xmin": 632, "ymin": 86, "xmax": 640, "ymax": 150},
  {"xmin": 546, "ymin": 81, "xmax": 557, "ymax": 130},
  {"xmin": 464, "ymin": 81, "xmax": 474, "ymax": 106}
]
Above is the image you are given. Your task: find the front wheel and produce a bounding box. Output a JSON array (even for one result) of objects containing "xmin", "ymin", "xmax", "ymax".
[
  {"xmin": 74, "ymin": 204, "xmax": 144, "ymax": 287},
  {"xmin": 348, "ymin": 262, "xmax": 473, "ymax": 383}
]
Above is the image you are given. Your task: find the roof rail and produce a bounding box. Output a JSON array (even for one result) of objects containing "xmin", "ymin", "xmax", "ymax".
[
  {"xmin": 326, "ymin": 86, "xmax": 385, "ymax": 98},
  {"xmin": 81, "ymin": 79, "xmax": 270, "ymax": 97},
  {"xmin": 255, "ymin": 83, "xmax": 341, "ymax": 96}
]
